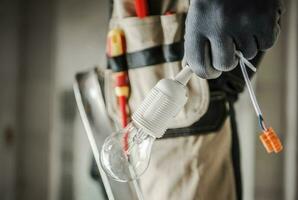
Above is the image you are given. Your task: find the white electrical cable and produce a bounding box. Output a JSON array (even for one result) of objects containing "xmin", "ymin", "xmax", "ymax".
[
  {"xmin": 236, "ymin": 51, "xmax": 262, "ymax": 116},
  {"xmin": 178, "ymin": 53, "xmax": 261, "ymax": 118},
  {"xmin": 177, "ymin": 53, "xmax": 263, "ymax": 130},
  {"xmin": 236, "ymin": 51, "xmax": 268, "ymax": 131},
  {"xmin": 177, "ymin": 56, "xmax": 262, "ymax": 118},
  {"xmin": 236, "ymin": 51, "xmax": 257, "ymax": 72}
]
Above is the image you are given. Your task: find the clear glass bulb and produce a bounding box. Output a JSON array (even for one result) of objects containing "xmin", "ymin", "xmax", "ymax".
[{"xmin": 101, "ymin": 123, "xmax": 155, "ymax": 182}]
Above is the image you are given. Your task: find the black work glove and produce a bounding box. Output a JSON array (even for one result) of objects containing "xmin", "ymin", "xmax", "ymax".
[{"xmin": 185, "ymin": 0, "xmax": 284, "ymax": 79}]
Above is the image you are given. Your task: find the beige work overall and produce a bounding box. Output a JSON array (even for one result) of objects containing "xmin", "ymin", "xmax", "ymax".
[{"xmin": 105, "ymin": 1, "xmax": 238, "ymax": 199}]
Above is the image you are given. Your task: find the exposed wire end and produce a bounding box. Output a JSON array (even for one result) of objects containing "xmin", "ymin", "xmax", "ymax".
[
  {"xmin": 237, "ymin": 51, "xmax": 268, "ymax": 132},
  {"xmin": 258, "ymin": 115, "xmax": 267, "ymax": 131}
]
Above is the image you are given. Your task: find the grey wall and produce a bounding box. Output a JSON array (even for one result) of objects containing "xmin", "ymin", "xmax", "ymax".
[
  {"xmin": 0, "ymin": 0, "xmax": 110, "ymax": 199},
  {"xmin": 49, "ymin": 0, "xmax": 109, "ymax": 200},
  {"xmin": 284, "ymin": 0, "xmax": 298, "ymax": 199},
  {"xmin": 0, "ymin": 0, "xmax": 20, "ymax": 199},
  {"xmin": 15, "ymin": 0, "xmax": 55, "ymax": 199},
  {"xmin": 254, "ymin": 41, "xmax": 286, "ymax": 200},
  {"xmin": 235, "ymin": 88, "xmax": 256, "ymax": 200}
]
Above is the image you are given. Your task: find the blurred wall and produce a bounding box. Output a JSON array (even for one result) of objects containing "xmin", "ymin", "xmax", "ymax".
[
  {"xmin": 0, "ymin": 0, "xmax": 109, "ymax": 199},
  {"xmin": 15, "ymin": 0, "xmax": 55, "ymax": 199},
  {"xmin": 0, "ymin": 0, "xmax": 20, "ymax": 199},
  {"xmin": 254, "ymin": 1, "xmax": 297, "ymax": 199},
  {"xmin": 283, "ymin": 1, "xmax": 298, "ymax": 199},
  {"xmin": 254, "ymin": 38, "xmax": 285, "ymax": 200},
  {"xmin": 50, "ymin": 0, "xmax": 109, "ymax": 200},
  {"xmin": 235, "ymin": 86, "xmax": 255, "ymax": 200}
]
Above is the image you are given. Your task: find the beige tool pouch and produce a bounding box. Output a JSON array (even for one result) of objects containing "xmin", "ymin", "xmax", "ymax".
[{"xmin": 104, "ymin": 13, "xmax": 210, "ymax": 130}]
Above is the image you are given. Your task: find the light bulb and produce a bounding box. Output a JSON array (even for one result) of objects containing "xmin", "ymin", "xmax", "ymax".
[
  {"xmin": 101, "ymin": 122, "xmax": 155, "ymax": 182},
  {"xmin": 101, "ymin": 66, "xmax": 193, "ymax": 182}
]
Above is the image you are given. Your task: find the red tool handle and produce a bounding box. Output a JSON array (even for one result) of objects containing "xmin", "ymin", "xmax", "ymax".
[
  {"xmin": 135, "ymin": 0, "xmax": 148, "ymax": 18},
  {"xmin": 119, "ymin": 96, "xmax": 128, "ymax": 127}
]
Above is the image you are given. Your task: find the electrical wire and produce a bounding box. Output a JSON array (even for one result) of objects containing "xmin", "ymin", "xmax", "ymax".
[{"xmin": 236, "ymin": 51, "xmax": 268, "ymax": 131}]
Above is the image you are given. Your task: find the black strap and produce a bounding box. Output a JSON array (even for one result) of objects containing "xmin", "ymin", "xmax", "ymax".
[
  {"xmin": 108, "ymin": 41, "xmax": 184, "ymax": 72},
  {"xmin": 162, "ymin": 91, "xmax": 228, "ymax": 138},
  {"xmin": 108, "ymin": 54, "xmax": 128, "ymax": 72},
  {"xmin": 229, "ymin": 100, "xmax": 243, "ymax": 200}
]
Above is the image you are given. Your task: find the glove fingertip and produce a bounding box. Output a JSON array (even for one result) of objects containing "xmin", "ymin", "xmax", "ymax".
[
  {"xmin": 187, "ymin": 59, "xmax": 222, "ymax": 79},
  {"xmin": 213, "ymin": 55, "xmax": 238, "ymax": 72}
]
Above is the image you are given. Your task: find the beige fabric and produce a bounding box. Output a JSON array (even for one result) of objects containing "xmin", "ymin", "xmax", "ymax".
[
  {"xmin": 105, "ymin": 63, "xmax": 209, "ymax": 129},
  {"xmin": 105, "ymin": 13, "xmax": 209, "ymax": 129},
  {"xmin": 109, "ymin": 13, "xmax": 186, "ymax": 52},
  {"xmin": 112, "ymin": 0, "xmax": 136, "ymax": 18},
  {"xmin": 140, "ymin": 118, "xmax": 237, "ymax": 200},
  {"xmin": 107, "ymin": 2, "xmax": 236, "ymax": 200},
  {"xmin": 111, "ymin": 0, "xmax": 189, "ymax": 18}
]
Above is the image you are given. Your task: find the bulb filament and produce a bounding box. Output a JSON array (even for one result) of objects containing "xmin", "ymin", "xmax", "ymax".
[{"xmin": 122, "ymin": 127, "xmax": 150, "ymax": 156}]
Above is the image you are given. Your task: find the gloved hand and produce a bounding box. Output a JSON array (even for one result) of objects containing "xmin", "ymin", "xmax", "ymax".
[{"xmin": 184, "ymin": 0, "xmax": 284, "ymax": 79}]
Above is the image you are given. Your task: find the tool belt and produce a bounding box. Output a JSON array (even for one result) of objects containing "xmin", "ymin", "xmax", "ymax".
[{"xmin": 103, "ymin": 0, "xmax": 261, "ymax": 138}]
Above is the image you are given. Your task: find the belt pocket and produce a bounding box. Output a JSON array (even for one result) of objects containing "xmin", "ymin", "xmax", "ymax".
[
  {"xmin": 105, "ymin": 14, "xmax": 210, "ymax": 129},
  {"xmin": 163, "ymin": 92, "xmax": 229, "ymax": 138}
]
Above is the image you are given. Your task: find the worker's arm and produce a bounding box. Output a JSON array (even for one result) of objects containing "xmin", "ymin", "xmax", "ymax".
[{"xmin": 184, "ymin": 0, "xmax": 284, "ymax": 79}]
